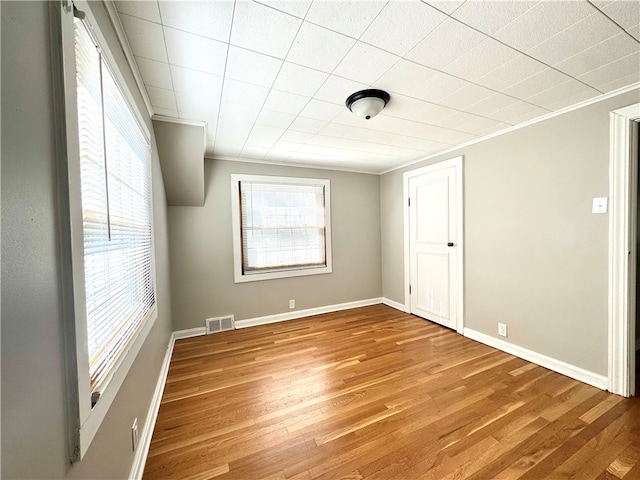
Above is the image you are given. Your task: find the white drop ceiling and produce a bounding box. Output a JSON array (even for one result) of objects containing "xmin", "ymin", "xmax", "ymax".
[{"xmin": 114, "ymin": 0, "xmax": 640, "ymax": 174}]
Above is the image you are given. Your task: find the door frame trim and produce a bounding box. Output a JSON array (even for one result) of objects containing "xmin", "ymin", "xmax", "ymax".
[
  {"xmin": 609, "ymin": 103, "xmax": 640, "ymax": 397},
  {"xmin": 403, "ymin": 156, "xmax": 464, "ymax": 334}
]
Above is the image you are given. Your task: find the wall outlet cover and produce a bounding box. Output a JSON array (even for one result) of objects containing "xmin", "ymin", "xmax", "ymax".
[{"xmin": 498, "ymin": 323, "xmax": 508, "ymax": 337}]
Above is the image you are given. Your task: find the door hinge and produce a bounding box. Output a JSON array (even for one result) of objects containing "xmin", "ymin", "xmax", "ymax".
[
  {"xmin": 409, "ymin": 285, "xmax": 412, "ymax": 294},
  {"xmin": 408, "ymin": 197, "xmax": 411, "ymax": 207}
]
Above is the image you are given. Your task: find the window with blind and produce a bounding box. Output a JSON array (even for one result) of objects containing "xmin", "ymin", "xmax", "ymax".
[
  {"xmin": 74, "ymin": 18, "xmax": 155, "ymax": 403},
  {"xmin": 231, "ymin": 175, "xmax": 332, "ymax": 283}
]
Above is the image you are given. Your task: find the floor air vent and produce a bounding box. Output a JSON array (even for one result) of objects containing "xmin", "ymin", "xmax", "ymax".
[{"xmin": 206, "ymin": 315, "xmax": 235, "ymax": 334}]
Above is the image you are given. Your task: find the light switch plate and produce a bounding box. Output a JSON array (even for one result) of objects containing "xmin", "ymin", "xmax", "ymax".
[{"xmin": 592, "ymin": 197, "xmax": 608, "ymax": 214}]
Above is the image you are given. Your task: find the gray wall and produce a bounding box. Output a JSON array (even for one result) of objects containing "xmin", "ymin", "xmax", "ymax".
[
  {"xmin": 1, "ymin": 2, "xmax": 173, "ymax": 478},
  {"xmin": 381, "ymin": 88, "xmax": 640, "ymax": 377},
  {"xmin": 168, "ymin": 159, "xmax": 382, "ymax": 330},
  {"xmin": 153, "ymin": 120, "xmax": 205, "ymax": 206}
]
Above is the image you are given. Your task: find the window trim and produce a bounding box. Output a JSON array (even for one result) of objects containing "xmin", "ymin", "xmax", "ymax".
[
  {"xmin": 52, "ymin": 0, "xmax": 158, "ymax": 461},
  {"xmin": 230, "ymin": 174, "xmax": 333, "ymax": 283}
]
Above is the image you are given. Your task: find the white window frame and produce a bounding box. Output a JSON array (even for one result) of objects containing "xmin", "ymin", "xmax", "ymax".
[
  {"xmin": 53, "ymin": 0, "xmax": 158, "ymax": 461},
  {"xmin": 230, "ymin": 174, "xmax": 333, "ymax": 283}
]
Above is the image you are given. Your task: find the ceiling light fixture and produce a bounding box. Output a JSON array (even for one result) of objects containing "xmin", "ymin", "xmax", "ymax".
[{"xmin": 345, "ymin": 89, "xmax": 390, "ymax": 120}]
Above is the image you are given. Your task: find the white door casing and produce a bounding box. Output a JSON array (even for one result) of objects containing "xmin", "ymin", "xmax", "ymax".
[
  {"xmin": 609, "ymin": 103, "xmax": 640, "ymax": 397},
  {"xmin": 404, "ymin": 156, "xmax": 464, "ymax": 333}
]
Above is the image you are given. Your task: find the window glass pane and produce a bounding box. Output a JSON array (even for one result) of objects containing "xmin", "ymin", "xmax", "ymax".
[
  {"xmin": 240, "ymin": 181, "xmax": 326, "ymax": 273},
  {"xmin": 75, "ymin": 20, "xmax": 154, "ymax": 397}
]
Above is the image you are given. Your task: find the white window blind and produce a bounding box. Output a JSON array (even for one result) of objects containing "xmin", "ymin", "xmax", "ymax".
[
  {"xmin": 239, "ymin": 181, "xmax": 327, "ymax": 274},
  {"xmin": 75, "ymin": 18, "xmax": 154, "ymax": 402}
]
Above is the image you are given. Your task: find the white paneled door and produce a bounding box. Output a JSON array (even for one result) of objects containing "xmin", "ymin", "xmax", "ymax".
[{"xmin": 408, "ymin": 160, "xmax": 461, "ymax": 330}]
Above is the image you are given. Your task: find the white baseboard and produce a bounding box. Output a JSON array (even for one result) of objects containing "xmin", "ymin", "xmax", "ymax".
[
  {"xmin": 382, "ymin": 297, "xmax": 406, "ymax": 312},
  {"xmin": 463, "ymin": 328, "xmax": 608, "ymax": 391},
  {"xmin": 234, "ymin": 298, "xmax": 383, "ymax": 329},
  {"xmin": 129, "ymin": 333, "xmax": 176, "ymax": 480},
  {"xmin": 173, "ymin": 326, "xmax": 207, "ymax": 340}
]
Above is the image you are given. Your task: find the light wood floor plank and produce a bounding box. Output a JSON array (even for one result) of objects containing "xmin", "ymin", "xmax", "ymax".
[{"xmin": 143, "ymin": 305, "xmax": 640, "ymax": 479}]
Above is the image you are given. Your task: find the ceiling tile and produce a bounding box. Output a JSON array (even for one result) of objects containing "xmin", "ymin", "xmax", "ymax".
[
  {"xmin": 421, "ymin": 0, "xmax": 467, "ymax": 15},
  {"xmin": 554, "ymin": 32, "xmax": 639, "ymax": 77},
  {"xmin": 271, "ymin": 140, "xmax": 303, "ymax": 152},
  {"xmin": 289, "ymin": 117, "xmax": 328, "ymax": 134},
  {"xmin": 465, "ymin": 93, "xmax": 520, "ymax": 117},
  {"xmin": 146, "ymin": 86, "xmax": 177, "ymax": 111},
  {"xmin": 408, "ymin": 72, "xmax": 469, "ymax": 103},
  {"xmin": 117, "ymin": 0, "xmax": 640, "ymax": 174},
  {"xmin": 458, "ymin": 116, "xmax": 511, "ymax": 136},
  {"xmin": 280, "ymin": 130, "xmax": 313, "ymax": 143},
  {"xmin": 487, "ymin": 101, "xmax": 550, "ymax": 124},
  {"xmin": 170, "ymin": 66, "xmax": 223, "ymax": 96},
  {"xmin": 245, "ymin": 135, "xmax": 278, "ymax": 150},
  {"xmin": 406, "ymin": 18, "xmax": 486, "ymax": 70},
  {"xmin": 218, "ymin": 102, "xmax": 262, "ymax": 125},
  {"xmin": 214, "ymin": 143, "xmax": 244, "ymax": 157},
  {"xmin": 598, "ymin": 71, "xmax": 640, "ymax": 93},
  {"xmin": 628, "ymin": 24, "xmax": 640, "ymax": 42},
  {"xmin": 526, "ymin": 79, "xmax": 600, "ymax": 110},
  {"xmin": 263, "ymin": 90, "xmax": 311, "ymax": 115},
  {"xmin": 135, "ymin": 57, "xmax": 172, "ymax": 90},
  {"xmin": 286, "ymin": 22, "xmax": 356, "ymax": 73},
  {"xmin": 476, "ymin": 54, "xmax": 547, "ymax": 92},
  {"xmin": 443, "ymin": 37, "xmax": 520, "ymax": 82},
  {"xmin": 164, "ymin": 27, "xmax": 227, "ymax": 76},
  {"xmin": 250, "ymin": 124, "xmax": 286, "ymax": 142},
  {"xmin": 225, "ymin": 46, "xmax": 283, "ymax": 88},
  {"xmin": 240, "ymin": 145, "xmax": 269, "ymax": 159},
  {"xmin": 256, "ymin": 0, "xmax": 312, "ymax": 18},
  {"xmin": 300, "ymin": 99, "xmax": 344, "ymax": 121},
  {"xmin": 158, "ymin": 1, "xmax": 233, "ymax": 42},
  {"xmin": 412, "ymin": 102, "xmax": 459, "ymax": 124},
  {"xmin": 273, "ymin": 62, "xmax": 328, "ymax": 97},
  {"xmin": 115, "ymin": 1, "xmax": 160, "ymax": 22},
  {"xmin": 493, "ymin": 1, "xmax": 594, "ymax": 52},
  {"xmin": 375, "ymin": 60, "xmax": 439, "ymax": 96},
  {"xmin": 333, "ymin": 42, "xmax": 399, "ymax": 85},
  {"xmin": 221, "ymin": 78, "xmax": 270, "ymax": 107},
  {"xmin": 119, "ymin": 14, "xmax": 167, "ymax": 62},
  {"xmin": 305, "ymin": 0, "xmax": 387, "ymax": 38},
  {"xmin": 175, "ymin": 91, "xmax": 219, "ymax": 122},
  {"xmin": 527, "ymin": 12, "xmax": 621, "ymax": 66},
  {"xmin": 256, "ymin": 109, "xmax": 296, "ymax": 129},
  {"xmin": 503, "ymin": 68, "xmax": 572, "ymax": 100},
  {"xmin": 451, "ymin": 0, "xmax": 536, "ymax": 36},
  {"xmin": 439, "ymin": 83, "xmax": 495, "ymax": 110},
  {"xmin": 360, "ymin": 1, "xmax": 447, "ymax": 56},
  {"xmin": 206, "ymin": 125, "xmax": 218, "ymax": 143},
  {"xmin": 314, "ymin": 75, "xmax": 368, "ymax": 105},
  {"xmin": 437, "ymin": 110, "xmax": 483, "ymax": 130},
  {"xmin": 216, "ymin": 122, "xmax": 252, "ymax": 144},
  {"xmin": 435, "ymin": 129, "xmax": 479, "ymax": 145},
  {"xmin": 381, "ymin": 94, "xmax": 431, "ymax": 120},
  {"xmin": 598, "ymin": 0, "xmax": 640, "ymax": 29},
  {"xmin": 230, "ymin": 1, "xmax": 302, "ymax": 59},
  {"xmin": 577, "ymin": 52, "xmax": 640, "ymax": 90}
]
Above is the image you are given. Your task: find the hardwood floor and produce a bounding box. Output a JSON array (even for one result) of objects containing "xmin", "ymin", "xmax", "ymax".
[{"xmin": 143, "ymin": 305, "xmax": 640, "ymax": 479}]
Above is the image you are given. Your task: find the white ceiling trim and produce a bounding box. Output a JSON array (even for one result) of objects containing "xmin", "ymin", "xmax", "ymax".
[{"xmin": 104, "ymin": 0, "xmax": 154, "ymax": 117}]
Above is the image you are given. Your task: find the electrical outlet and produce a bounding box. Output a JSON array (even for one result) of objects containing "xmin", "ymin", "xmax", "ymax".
[
  {"xmin": 498, "ymin": 323, "xmax": 508, "ymax": 337},
  {"xmin": 289, "ymin": 299, "xmax": 295, "ymax": 309},
  {"xmin": 131, "ymin": 418, "xmax": 138, "ymax": 451}
]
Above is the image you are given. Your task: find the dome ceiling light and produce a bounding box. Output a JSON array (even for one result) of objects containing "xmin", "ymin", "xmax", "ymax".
[{"xmin": 345, "ymin": 89, "xmax": 390, "ymax": 120}]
